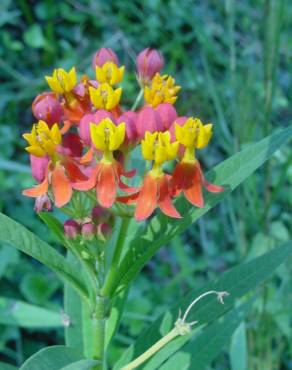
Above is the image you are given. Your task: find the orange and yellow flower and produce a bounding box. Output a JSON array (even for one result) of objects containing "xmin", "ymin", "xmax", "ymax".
[
  {"xmin": 119, "ymin": 131, "xmax": 181, "ymax": 221},
  {"xmin": 22, "ymin": 121, "xmax": 86, "ymax": 208},
  {"xmin": 171, "ymin": 117, "xmax": 224, "ymax": 207},
  {"xmin": 73, "ymin": 118, "xmax": 136, "ymax": 208},
  {"xmin": 45, "ymin": 67, "xmax": 77, "ymax": 94}
]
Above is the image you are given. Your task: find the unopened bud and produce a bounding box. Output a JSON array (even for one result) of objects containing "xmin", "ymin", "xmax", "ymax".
[
  {"xmin": 64, "ymin": 220, "xmax": 80, "ymax": 240},
  {"xmin": 81, "ymin": 222, "xmax": 95, "ymax": 240},
  {"xmin": 136, "ymin": 107, "xmax": 164, "ymax": 140},
  {"xmin": 30, "ymin": 155, "xmax": 50, "ymax": 183},
  {"xmin": 136, "ymin": 48, "xmax": 164, "ymax": 84},
  {"xmin": 117, "ymin": 111, "xmax": 138, "ymax": 146},
  {"xmin": 156, "ymin": 103, "xmax": 177, "ymax": 131},
  {"xmin": 97, "ymin": 223, "xmax": 112, "ymax": 241},
  {"xmin": 32, "ymin": 92, "xmax": 63, "ymax": 126},
  {"xmin": 34, "ymin": 194, "xmax": 52, "ymax": 213},
  {"xmin": 91, "ymin": 205, "xmax": 110, "ymax": 223},
  {"xmin": 92, "ymin": 48, "xmax": 119, "ymax": 69}
]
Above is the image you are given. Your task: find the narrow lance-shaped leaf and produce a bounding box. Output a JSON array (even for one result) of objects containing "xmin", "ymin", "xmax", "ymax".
[
  {"xmin": 112, "ymin": 127, "xmax": 292, "ymax": 296},
  {"xmin": 114, "ymin": 241, "xmax": 292, "ymax": 368},
  {"xmin": 0, "ymin": 213, "xmax": 88, "ymax": 302}
]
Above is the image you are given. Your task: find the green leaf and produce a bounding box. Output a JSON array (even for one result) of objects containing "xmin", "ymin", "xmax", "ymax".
[
  {"xmin": 0, "ymin": 362, "xmax": 17, "ymax": 370},
  {"xmin": 112, "ymin": 127, "xmax": 292, "ymax": 296},
  {"xmin": 60, "ymin": 359, "xmax": 100, "ymax": 370},
  {"xmin": 39, "ymin": 212, "xmax": 67, "ymax": 244},
  {"xmin": 230, "ymin": 322, "xmax": 247, "ymax": 370},
  {"xmin": 19, "ymin": 345, "xmax": 86, "ymax": 370},
  {"xmin": 0, "ymin": 297, "xmax": 63, "ymax": 328},
  {"xmin": 158, "ymin": 303, "xmax": 250, "ymax": 370},
  {"xmin": 114, "ymin": 241, "xmax": 292, "ymax": 368},
  {"xmin": 0, "ymin": 212, "xmax": 88, "ymax": 302}
]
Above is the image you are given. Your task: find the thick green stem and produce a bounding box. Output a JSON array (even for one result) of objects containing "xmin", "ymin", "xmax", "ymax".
[
  {"xmin": 101, "ymin": 218, "xmax": 130, "ymax": 297},
  {"xmin": 92, "ymin": 296, "xmax": 107, "ymax": 370}
]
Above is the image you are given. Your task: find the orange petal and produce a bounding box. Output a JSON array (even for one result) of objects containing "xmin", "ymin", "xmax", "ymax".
[
  {"xmin": 60, "ymin": 120, "xmax": 72, "ymax": 135},
  {"xmin": 196, "ymin": 163, "xmax": 225, "ymax": 193},
  {"xmin": 51, "ymin": 164, "xmax": 72, "ymax": 207},
  {"xmin": 135, "ymin": 174, "xmax": 158, "ymax": 221},
  {"xmin": 80, "ymin": 147, "xmax": 94, "ymax": 164},
  {"xmin": 22, "ymin": 175, "xmax": 49, "ymax": 198},
  {"xmin": 72, "ymin": 165, "xmax": 99, "ymax": 190},
  {"xmin": 158, "ymin": 176, "xmax": 181, "ymax": 218},
  {"xmin": 183, "ymin": 165, "xmax": 204, "ymax": 208},
  {"xmin": 96, "ymin": 164, "xmax": 117, "ymax": 208}
]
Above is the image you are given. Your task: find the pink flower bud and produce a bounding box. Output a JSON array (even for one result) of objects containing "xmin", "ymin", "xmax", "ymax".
[
  {"xmin": 91, "ymin": 205, "xmax": 110, "ymax": 223},
  {"xmin": 136, "ymin": 48, "xmax": 164, "ymax": 83},
  {"xmin": 136, "ymin": 107, "xmax": 164, "ymax": 140},
  {"xmin": 81, "ymin": 222, "xmax": 95, "ymax": 240},
  {"xmin": 34, "ymin": 194, "xmax": 52, "ymax": 213},
  {"xmin": 92, "ymin": 48, "xmax": 119, "ymax": 68},
  {"xmin": 117, "ymin": 111, "xmax": 138, "ymax": 145},
  {"xmin": 97, "ymin": 223, "xmax": 112, "ymax": 240},
  {"xmin": 79, "ymin": 110, "xmax": 115, "ymax": 146},
  {"xmin": 32, "ymin": 92, "xmax": 63, "ymax": 126},
  {"xmin": 30, "ymin": 155, "xmax": 49, "ymax": 183},
  {"xmin": 156, "ymin": 103, "xmax": 177, "ymax": 131},
  {"xmin": 64, "ymin": 220, "xmax": 80, "ymax": 239}
]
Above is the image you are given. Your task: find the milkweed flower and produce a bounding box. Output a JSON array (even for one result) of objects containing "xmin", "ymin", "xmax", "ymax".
[
  {"xmin": 119, "ymin": 131, "xmax": 181, "ymax": 221},
  {"xmin": 144, "ymin": 73, "xmax": 181, "ymax": 107},
  {"xmin": 23, "ymin": 46, "xmax": 224, "ymax": 223},
  {"xmin": 23, "ymin": 120, "xmax": 86, "ymax": 207},
  {"xmin": 73, "ymin": 118, "xmax": 136, "ymax": 208},
  {"xmin": 171, "ymin": 118, "xmax": 224, "ymax": 207},
  {"xmin": 95, "ymin": 62, "xmax": 125, "ymax": 85}
]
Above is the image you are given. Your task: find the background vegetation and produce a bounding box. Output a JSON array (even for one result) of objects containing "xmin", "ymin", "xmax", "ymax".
[{"xmin": 0, "ymin": 0, "xmax": 291, "ymax": 369}]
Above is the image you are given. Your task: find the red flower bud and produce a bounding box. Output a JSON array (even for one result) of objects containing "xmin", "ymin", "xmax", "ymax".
[
  {"xmin": 30, "ymin": 155, "xmax": 49, "ymax": 183},
  {"xmin": 81, "ymin": 222, "xmax": 95, "ymax": 240},
  {"xmin": 136, "ymin": 48, "xmax": 164, "ymax": 83},
  {"xmin": 156, "ymin": 103, "xmax": 177, "ymax": 131},
  {"xmin": 92, "ymin": 48, "xmax": 119, "ymax": 68},
  {"xmin": 97, "ymin": 223, "xmax": 112, "ymax": 241},
  {"xmin": 91, "ymin": 205, "xmax": 110, "ymax": 223},
  {"xmin": 32, "ymin": 92, "xmax": 63, "ymax": 126},
  {"xmin": 117, "ymin": 111, "xmax": 138, "ymax": 145},
  {"xmin": 136, "ymin": 107, "xmax": 164, "ymax": 140},
  {"xmin": 34, "ymin": 194, "xmax": 52, "ymax": 213},
  {"xmin": 64, "ymin": 220, "xmax": 80, "ymax": 239},
  {"xmin": 79, "ymin": 110, "xmax": 115, "ymax": 146}
]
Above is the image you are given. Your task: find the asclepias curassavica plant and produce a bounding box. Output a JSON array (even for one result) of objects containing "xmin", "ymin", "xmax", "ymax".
[{"xmin": 0, "ymin": 47, "xmax": 291, "ymax": 370}]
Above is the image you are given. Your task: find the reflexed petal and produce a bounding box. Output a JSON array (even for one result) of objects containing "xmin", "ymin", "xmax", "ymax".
[
  {"xmin": 117, "ymin": 192, "xmax": 139, "ymax": 204},
  {"xmin": 22, "ymin": 174, "xmax": 49, "ymax": 198},
  {"xmin": 51, "ymin": 164, "xmax": 72, "ymax": 207},
  {"xmin": 72, "ymin": 165, "xmax": 99, "ymax": 190},
  {"xmin": 96, "ymin": 164, "xmax": 117, "ymax": 208},
  {"xmin": 65, "ymin": 160, "xmax": 88, "ymax": 181},
  {"xmin": 135, "ymin": 174, "xmax": 158, "ymax": 221},
  {"xmin": 158, "ymin": 176, "xmax": 181, "ymax": 218},
  {"xmin": 183, "ymin": 165, "xmax": 204, "ymax": 208},
  {"xmin": 197, "ymin": 162, "xmax": 224, "ymax": 193}
]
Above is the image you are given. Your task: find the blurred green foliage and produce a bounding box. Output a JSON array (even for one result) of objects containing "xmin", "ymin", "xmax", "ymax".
[{"xmin": 0, "ymin": 0, "xmax": 291, "ymax": 369}]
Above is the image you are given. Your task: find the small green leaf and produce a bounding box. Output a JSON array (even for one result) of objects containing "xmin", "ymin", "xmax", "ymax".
[
  {"xmin": 112, "ymin": 127, "xmax": 292, "ymax": 296},
  {"xmin": 23, "ymin": 24, "xmax": 45, "ymax": 48},
  {"xmin": 0, "ymin": 297, "xmax": 63, "ymax": 328},
  {"xmin": 19, "ymin": 346, "xmax": 84, "ymax": 370},
  {"xmin": 0, "ymin": 212, "xmax": 88, "ymax": 302}
]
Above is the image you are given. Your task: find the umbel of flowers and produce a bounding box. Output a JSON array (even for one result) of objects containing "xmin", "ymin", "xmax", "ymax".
[{"xmin": 23, "ymin": 47, "xmax": 224, "ymax": 237}]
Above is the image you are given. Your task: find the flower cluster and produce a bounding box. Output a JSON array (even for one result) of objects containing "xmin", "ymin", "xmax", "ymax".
[{"xmin": 23, "ymin": 47, "xmax": 224, "ymax": 235}]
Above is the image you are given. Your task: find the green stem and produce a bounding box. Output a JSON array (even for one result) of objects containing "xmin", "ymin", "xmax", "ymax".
[
  {"xmin": 92, "ymin": 296, "xmax": 107, "ymax": 370},
  {"xmin": 101, "ymin": 218, "xmax": 130, "ymax": 297},
  {"xmin": 121, "ymin": 327, "xmax": 180, "ymax": 370},
  {"xmin": 131, "ymin": 89, "xmax": 144, "ymax": 111}
]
